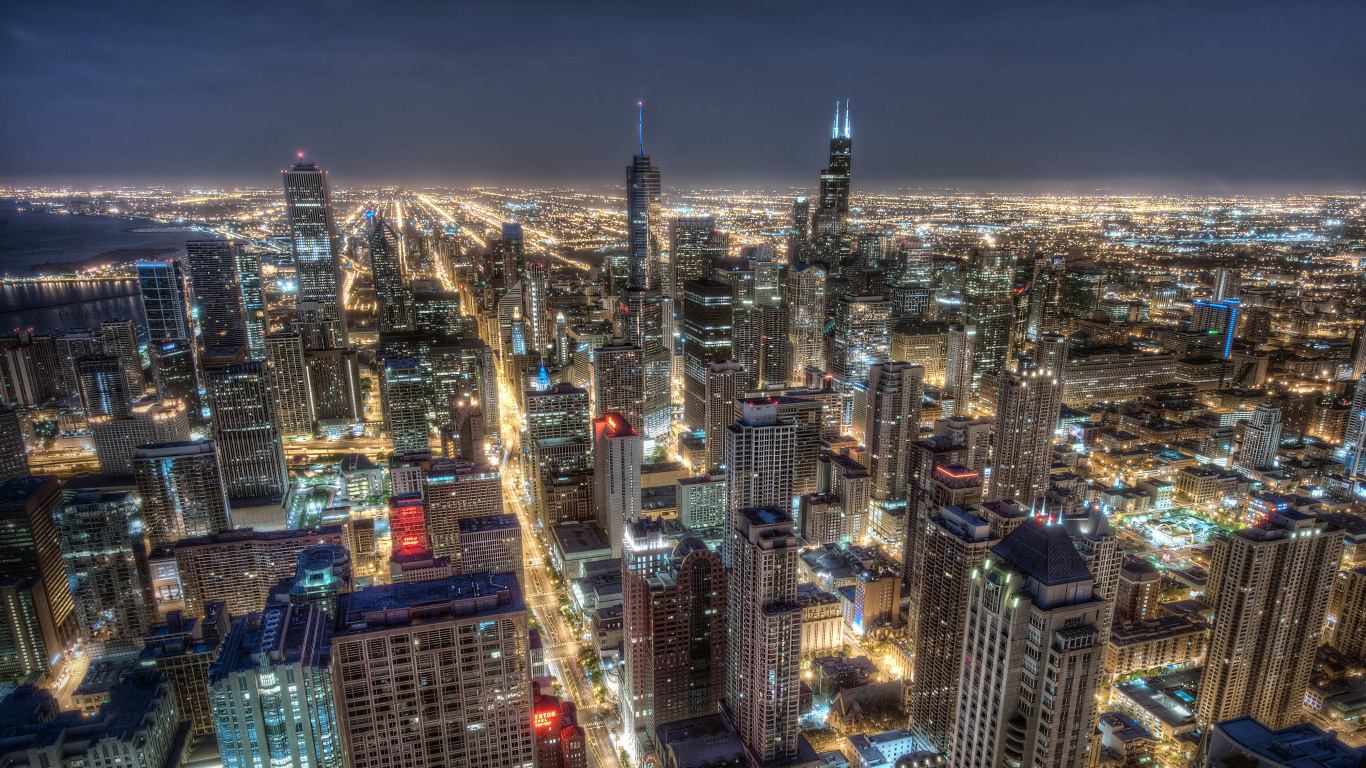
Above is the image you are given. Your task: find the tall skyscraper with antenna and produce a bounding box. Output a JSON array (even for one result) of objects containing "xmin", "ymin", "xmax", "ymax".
[
  {"xmin": 622, "ymin": 104, "xmax": 671, "ymax": 444},
  {"xmin": 812, "ymin": 101, "xmax": 853, "ymax": 269},
  {"xmin": 283, "ymin": 155, "xmax": 348, "ymax": 350}
]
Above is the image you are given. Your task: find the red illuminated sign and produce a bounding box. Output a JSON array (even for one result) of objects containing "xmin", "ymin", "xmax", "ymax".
[{"xmin": 534, "ymin": 710, "xmax": 558, "ymax": 730}]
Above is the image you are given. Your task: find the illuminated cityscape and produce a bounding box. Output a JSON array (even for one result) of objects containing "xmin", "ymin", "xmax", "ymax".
[{"xmin": 2, "ymin": 3, "xmax": 1366, "ymax": 768}]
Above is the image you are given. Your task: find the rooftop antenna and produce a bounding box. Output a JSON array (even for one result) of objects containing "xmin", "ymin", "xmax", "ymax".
[
  {"xmin": 832, "ymin": 101, "xmax": 840, "ymax": 139},
  {"xmin": 638, "ymin": 101, "xmax": 644, "ymax": 156},
  {"xmin": 843, "ymin": 99, "xmax": 850, "ymax": 139}
]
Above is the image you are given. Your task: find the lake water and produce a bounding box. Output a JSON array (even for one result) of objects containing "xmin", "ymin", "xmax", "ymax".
[{"xmin": 0, "ymin": 202, "xmax": 192, "ymax": 333}]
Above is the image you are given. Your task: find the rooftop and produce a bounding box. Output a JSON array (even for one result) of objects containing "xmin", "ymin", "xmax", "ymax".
[{"xmin": 991, "ymin": 517, "xmax": 1094, "ymax": 587}]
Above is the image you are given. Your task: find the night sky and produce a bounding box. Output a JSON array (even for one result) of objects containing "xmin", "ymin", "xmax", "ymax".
[{"xmin": 3, "ymin": 0, "xmax": 1364, "ymax": 192}]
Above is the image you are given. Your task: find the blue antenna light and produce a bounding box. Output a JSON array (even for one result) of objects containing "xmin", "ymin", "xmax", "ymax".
[
  {"xmin": 638, "ymin": 101, "xmax": 644, "ymax": 155},
  {"xmin": 843, "ymin": 99, "xmax": 851, "ymax": 139},
  {"xmin": 832, "ymin": 101, "xmax": 840, "ymax": 139}
]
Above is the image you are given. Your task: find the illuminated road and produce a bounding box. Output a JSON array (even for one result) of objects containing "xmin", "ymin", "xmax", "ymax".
[{"xmin": 491, "ymin": 357, "xmax": 622, "ymax": 768}]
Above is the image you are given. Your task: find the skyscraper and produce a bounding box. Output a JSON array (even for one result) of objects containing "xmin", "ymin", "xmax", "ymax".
[
  {"xmin": 330, "ymin": 574, "xmax": 533, "ymax": 768},
  {"xmin": 101, "ymin": 318, "xmax": 144, "ymax": 398},
  {"xmin": 1213, "ymin": 266, "xmax": 1241, "ymax": 302},
  {"xmin": 523, "ymin": 261, "xmax": 549, "ymax": 356},
  {"xmin": 185, "ymin": 238, "xmax": 249, "ymax": 348},
  {"xmin": 949, "ymin": 518, "xmax": 1107, "ymax": 768},
  {"xmin": 910, "ymin": 505, "xmax": 1002, "ymax": 751},
  {"xmin": 174, "ymin": 526, "xmax": 347, "ymax": 618},
  {"xmin": 423, "ymin": 458, "xmax": 504, "ymax": 562},
  {"xmin": 369, "ymin": 215, "xmax": 415, "ymax": 334},
  {"xmin": 1345, "ymin": 380, "xmax": 1366, "ymax": 483},
  {"xmin": 621, "ymin": 525, "xmax": 726, "ymax": 753},
  {"xmin": 90, "ymin": 398, "xmax": 191, "ymax": 476},
  {"xmin": 0, "ymin": 476, "xmax": 75, "ymax": 647},
  {"xmin": 1197, "ymin": 509, "xmax": 1343, "ymax": 730},
  {"xmin": 78, "ymin": 354, "xmax": 134, "ymax": 418},
  {"xmin": 961, "ymin": 248, "xmax": 1015, "ymax": 399},
  {"xmin": 1191, "ymin": 299, "xmax": 1242, "ymax": 359},
  {"xmin": 134, "ymin": 440, "xmax": 232, "ymax": 548},
  {"xmin": 722, "ymin": 400, "xmax": 797, "ymax": 539},
  {"xmin": 150, "ymin": 339, "xmax": 204, "ymax": 425},
  {"xmin": 1234, "ymin": 403, "xmax": 1282, "ymax": 472},
  {"xmin": 669, "ymin": 216, "xmax": 725, "ymax": 299},
  {"xmin": 137, "ymin": 260, "xmax": 193, "ymax": 342},
  {"xmin": 209, "ymin": 602, "xmax": 344, "ymax": 768},
  {"xmin": 235, "ymin": 247, "xmax": 267, "ymax": 359},
  {"xmin": 203, "ymin": 356, "xmax": 289, "ymax": 500},
  {"xmin": 284, "ymin": 158, "xmax": 347, "ymax": 349},
  {"xmin": 785, "ymin": 263, "xmax": 827, "ymax": 384},
  {"xmin": 595, "ymin": 414, "xmax": 642, "ymax": 558},
  {"xmin": 704, "ymin": 361, "xmax": 746, "ymax": 471},
  {"xmin": 265, "ymin": 332, "xmax": 315, "ymax": 437},
  {"xmin": 0, "ymin": 406, "xmax": 28, "ymax": 484},
  {"xmin": 726, "ymin": 506, "xmax": 805, "ymax": 766},
  {"xmin": 862, "ymin": 362, "xmax": 925, "ymax": 502},
  {"xmin": 619, "ymin": 289, "xmax": 671, "ymax": 442},
  {"xmin": 592, "ymin": 339, "xmax": 645, "ymax": 433},
  {"xmin": 682, "ymin": 279, "xmax": 735, "ymax": 430},
  {"xmin": 382, "ymin": 358, "xmax": 429, "ymax": 456},
  {"xmin": 54, "ymin": 489, "xmax": 152, "ymax": 655},
  {"xmin": 987, "ymin": 369, "xmax": 1060, "ymax": 504},
  {"xmin": 812, "ymin": 101, "xmax": 852, "ymax": 243},
  {"xmin": 828, "ymin": 294, "xmax": 892, "ymax": 419},
  {"xmin": 626, "ymin": 107, "xmax": 663, "ymax": 293},
  {"xmin": 306, "ymin": 348, "xmax": 363, "ymax": 422}
]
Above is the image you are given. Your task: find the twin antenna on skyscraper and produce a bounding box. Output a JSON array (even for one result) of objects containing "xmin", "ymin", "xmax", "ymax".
[{"xmin": 833, "ymin": 100, "xmax": 851, "ymax": 139}]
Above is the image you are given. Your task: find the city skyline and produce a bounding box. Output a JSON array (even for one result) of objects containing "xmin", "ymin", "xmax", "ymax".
[{"xmin": 3, "ymin": 2, "xmax": 1366, "ymax": 192}]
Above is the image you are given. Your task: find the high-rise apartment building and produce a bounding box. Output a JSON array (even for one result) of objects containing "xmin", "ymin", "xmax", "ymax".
[
  {"xmin": 209, "ymin": 601, "xmax": 344, "ymax": 768},
  {"xmin": 284, "ymin": 158, "xmax": 347, "ymax": 349},
  {"xmin": 682, "ymin": 279, "xmax": 735, "ymax": 430},
  {"xmin": 621, "ymin": 523, "xmax": 727, "ymax": 753},
  {"xmin": 595, "ymin": 414, "xmax": 642, "ymax": 558},
  {"xmin": 721, "ymin": 400, "xmax": 797, "ymax": 540},
  {"xmin": 910, "ymin": 505, "xmax": 1004, "ymax": 751},
  {"xmin": 1191, "ymin": 300, "xmax": 1242, "ymax": 359},
  {"xmin": 90, "ymin": 398, "xmax": 190, "ymax": 479},
  {"xmin": 1234, "ymin": 403, "xmax": 1282, "ymax": 472},
  {"xmin": 424, "ymin": 458, "xmax": 504, "ymax": 562},
  {"xmin": 526, "ymin": 383, "xmax": 590, "ymax": 442},
  {"xmin": 265, "ymin": 332, "xmax": 315, "ymax": 437},
  {"xmin": 456, "ymin": 515, "xmax": 524, "ymax": 588},
  {"xmin": 863, "ymin": 362, "xmax": 925, "ymax": 502},
  {"xmin": 1196, "ymin": 509, "xmax": 1343, "ymax": 730},
  {"xmin": 726, "ymin": 506, "xmax": 805, "ymax": 766},
  {"xmin": 785, "ymin": 263, "xmax": 827, "ymax": 385},
  {"xmin": 987, "ymin": 369, "xmax": 1061, "ymax": 504},
  {"xmin": 203, "ymin": 357, "xmax": 289, "ymax": 500},
  {"xmin": 133, "ymin": 440, "xmax": 232, "ymax": 548},
  {"xmin": 185, "ymin": 238, "xmax": 249, "ymax": 348},
  {"xmin": 173, "ymin": 526, "xmax": 347, "ymax": 618},
  {"xmin": 592, "ymin": 339, "xmax": 644, "ymax": 433},
  {"xmin": 137, "ymin": 260, "xmax": 193, "ymax": 342},
  {"xmin": 1213, "ymin": 266, "xmax": 1241, "ymax": 302},
  {"xmin": 949, "ymin": 518, "xmax": 1107, "ymax": 768},
  {"xmin": 330, "ymin": 574, "xmax": 533, "ymax": 768}
]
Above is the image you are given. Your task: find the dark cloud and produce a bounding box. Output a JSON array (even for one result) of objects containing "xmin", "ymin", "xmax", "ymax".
[{"xmin": 2, "ymin": 0, "xmax": 1363, "ymax": 192}]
